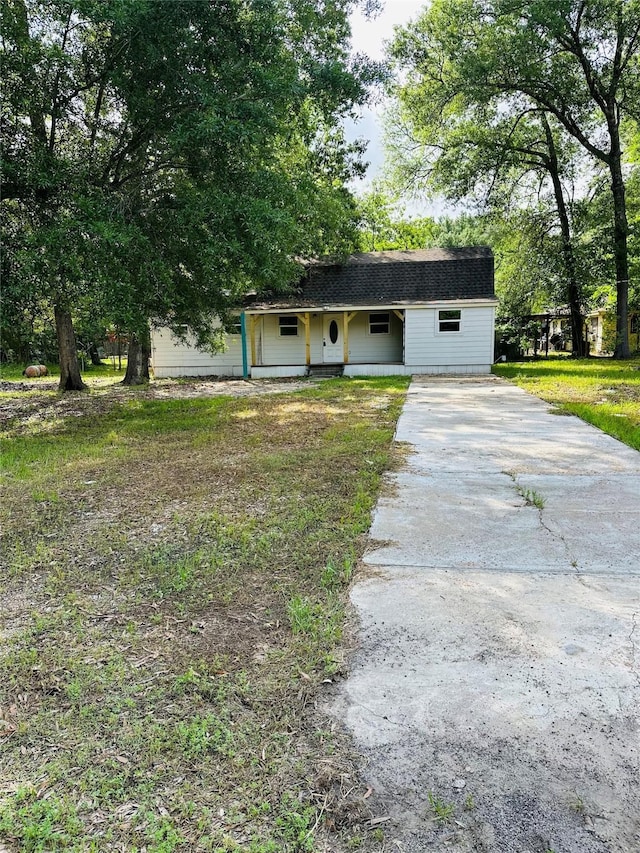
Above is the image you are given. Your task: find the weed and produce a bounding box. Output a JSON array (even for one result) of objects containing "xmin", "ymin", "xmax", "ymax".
[
  {"xmin": 427, "ymin": 791, "xmax": 455, "ymax": 823},
  {"xmin": 321, "ymin": 556, "xmax": 354, "ymax": 591},
  {"xmin": 568, "ymin": 794, "xmax": 586, "ymax": 814},
  {"xmin": 275, "ymin": 795, "xmax": 315, "ymax": 851},
  {"xmin": 518, "ymin": 487, "xmax": 546, "ymax": 510},
  {"xmin": 464, "ymin": 793, "xmax": 475, "ymax": 810},
  {"xmin": 175, "ymin": 714, "xmax": 235, "ymax": 758},
  {"xmin": 288, "ymin": 596, "xmax": 321, "ymax": 635},
  {"xmin": 143, "ymin": 815, "xmax": 185, "ymax": 852},
  {"xmin": 0, "ymin": 786, "xmax": 83, "ymax": 850}
]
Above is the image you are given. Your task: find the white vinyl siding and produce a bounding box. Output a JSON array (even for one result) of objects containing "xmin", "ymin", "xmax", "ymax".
[
  {"xmin": 405, "ymin": 307, "xmax": 495, "ymax": 367},
  {"xmin": 151, "ymin": 326, "xmax": 243, "ymax": 378},
  {"xmin": 346, "ymin": 312, "xmax": 403, "ymax": 363},
  {"xmin": 259, "ymin": 314, "xmax": 306, "ymax": 364}
]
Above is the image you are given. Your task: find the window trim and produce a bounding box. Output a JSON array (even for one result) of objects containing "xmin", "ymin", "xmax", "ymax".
[
  {"xmin": 368, "ymin": 311, "xmax": 391, "ymax": 335},
  {"xmin": 436, "ymin": 308, "xmax": 462, "ymax": 334},
  {"xmin": 278, "ymin": 315, "xmax": 299, "ymax": 337}
]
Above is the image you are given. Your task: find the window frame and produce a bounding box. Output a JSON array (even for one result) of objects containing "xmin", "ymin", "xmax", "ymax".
[
  {"xmin": 437, "ymin": 308, "xmax": 462, "ymax": 334},
  {"xmin": 368, "ymin": 311, "xmax": 391, "ymax": 335},
  {"xmin": 278, "ymin": 315, "xmax": 299, "ymax": 337}
]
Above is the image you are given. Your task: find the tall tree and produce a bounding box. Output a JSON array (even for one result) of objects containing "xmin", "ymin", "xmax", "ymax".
[
  {"xmin": 389, "ymin": 0, "xmax": 640, "ymax": 356},
  {"xmin": 1, "ymin": 0, "xmax": 375, "ymax": 389}
]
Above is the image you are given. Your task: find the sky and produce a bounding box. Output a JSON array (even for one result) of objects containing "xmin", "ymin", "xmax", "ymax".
[{"xmin": 345, "ymin": 1, "xmax": 427, "ymax": 209}]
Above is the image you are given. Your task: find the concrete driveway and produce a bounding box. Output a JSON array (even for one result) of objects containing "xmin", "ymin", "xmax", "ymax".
[{"xmin": 332, "ymin": 376, "xmax": 640, "ymax": 853}]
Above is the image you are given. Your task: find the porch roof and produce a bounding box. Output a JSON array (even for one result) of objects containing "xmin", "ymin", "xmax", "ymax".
[{"xmin": 248, "ymin": 248, "xmax": 495, "ymax": 310}]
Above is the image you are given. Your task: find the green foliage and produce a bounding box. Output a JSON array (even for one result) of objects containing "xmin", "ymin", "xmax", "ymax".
[
  {"xmin": 320, "ymin": 556, "xmax": 354, "ymax": 591},
  {"xmin": 388, "ymin": 0, "xmax": 640, "ymax": 355},
  {"xmin": 175, "ymin": 714, "xmax": 235, "ymax": 759},
  {"xmin": 274, "ymin": 795, "xmax": 316, "ymax": 851},
  {"xmin": 1, "ymin": 0, "xmax": 376, "ymax": 373}
]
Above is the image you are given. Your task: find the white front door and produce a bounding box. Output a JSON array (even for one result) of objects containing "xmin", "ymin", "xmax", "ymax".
[{"xmin": 323, "ymin": 314, "xmax": 343, "ymax": 362}]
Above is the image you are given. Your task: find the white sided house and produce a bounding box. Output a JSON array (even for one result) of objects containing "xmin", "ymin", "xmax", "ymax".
[{"xmin": 151, "ymin": 248, "xmax": 497, "ymax": 378}]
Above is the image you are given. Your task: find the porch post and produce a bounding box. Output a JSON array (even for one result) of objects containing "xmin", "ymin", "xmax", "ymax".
[
  {"xmin": 240, "ymin": 312, "xmax": 249, "ymax": 379},
  {"xmin": 250, "ymin": 315, "xmax": 257, "ymax": 368},
  {"xmin": 296, "ymin": 313, "xmax": 311, "ymax": 366},
  {"xmin": 343, "ymin": 311, "xmax": 349, "ymax": 363},
  {"xmin": 343, "ymin": 311, "xmax": 357, "ymax": 364}
]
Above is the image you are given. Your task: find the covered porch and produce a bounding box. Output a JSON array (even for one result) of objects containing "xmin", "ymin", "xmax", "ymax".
[{"xmin": 242, "ymin": 307, "xmax": 406, "ymax": 378}]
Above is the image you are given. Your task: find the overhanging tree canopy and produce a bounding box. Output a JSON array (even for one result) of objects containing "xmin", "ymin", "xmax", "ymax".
[
  {"xmin": 388, "ymin": 0, "xmax": 640, "ymax": 357},
  {"xmin": 1, "ymin": 0, "xmax": 377, "ymax": 388}
]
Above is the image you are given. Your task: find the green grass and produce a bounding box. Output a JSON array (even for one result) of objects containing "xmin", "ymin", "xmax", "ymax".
[
  {"xmin": 493, "ymin": 356, "xmax": 640, "ymax": 451},
  {"xmin": 0, "ymin": 376, "xmax": 409, "ymax": 852}
]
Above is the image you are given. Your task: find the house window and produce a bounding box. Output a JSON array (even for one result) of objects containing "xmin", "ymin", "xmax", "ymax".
[
  {"xmin": 369, "ymin": 312, "xmax": 390, "ymax": 334},
  {"xmin": 438, "ymin": 309, "xmax": 461, "ymax": 333},
  {"xmin": 228, "ymin": 320, "xmax": 242, "ymax": 335},
  {"xmin": 279, "ymin": 315, "xmax": 298, "ymax": 336}
]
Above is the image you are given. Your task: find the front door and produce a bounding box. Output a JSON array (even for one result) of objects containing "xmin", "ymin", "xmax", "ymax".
[{"xmin": 323, "ymin": 314, "xmax": 343, "ymax": 363}]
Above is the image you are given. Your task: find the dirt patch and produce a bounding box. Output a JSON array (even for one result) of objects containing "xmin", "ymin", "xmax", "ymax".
[{"xmin": 0, "ymin": 376, "xmax": 317, "ymax": 434}]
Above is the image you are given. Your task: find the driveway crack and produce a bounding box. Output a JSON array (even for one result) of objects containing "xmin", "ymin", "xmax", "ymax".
[
  {"xmin": 629, "ymin": 612, "xmax": 640, "ymax": 688},
  {"xmin": 352, "ymin": 700, "xmax": 409, "ymax": 729},
  {"xmin": 507, "ymin": 472, "xmax": 580, "ymax": 573}
]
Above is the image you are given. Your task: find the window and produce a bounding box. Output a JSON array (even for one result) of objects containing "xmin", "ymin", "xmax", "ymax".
[
  {"xmin": 228, "ymin": 320, "xmax": 242, "ymax": 335},
  {"xmin": 438, "ymin": 309, "xmax": 461, "ymax": 333},
  {"xmin": 279, "ymin": 315, "xmax": 298, "ymax": 336},
  {"xmin": 369, "ymin": 312, "xmax": 390, "ymax": 334}
]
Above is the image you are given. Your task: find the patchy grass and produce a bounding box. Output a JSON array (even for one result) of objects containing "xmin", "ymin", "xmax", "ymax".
[
  {"xmin": 493, "ymin": 357, "xmax": 640, "ymax": 451},
  {"xmin": 0, "ymin": 376, "xmax": 408, "ymax": 852}
]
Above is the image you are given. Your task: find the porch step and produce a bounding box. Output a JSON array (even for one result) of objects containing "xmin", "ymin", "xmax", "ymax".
[{"xmin": 306, "ymin": 364, "xmax": 344, "ymax": 378}]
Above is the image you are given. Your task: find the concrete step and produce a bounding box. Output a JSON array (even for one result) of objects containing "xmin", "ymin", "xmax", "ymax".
[{"xmin": 306, "ymin": 364, "xmax": 344, "ymax": 377}]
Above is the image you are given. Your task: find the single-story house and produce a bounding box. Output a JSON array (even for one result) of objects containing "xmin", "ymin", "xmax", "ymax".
[{"xmin": 151, "ymin": 247, "xmax": 497, "ymax": 378}]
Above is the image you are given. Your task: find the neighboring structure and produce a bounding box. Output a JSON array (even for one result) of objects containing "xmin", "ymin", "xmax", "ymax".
[
  {"xmin": 537, "ymin": 309, "xmax": 639, "ymax": 355},
  {"xmin": 587, "ymin": 310, "xmax": 639, "ymax": 355},
  {"xmin": 151, "ymin": 248, "xmax": 497, "ymax": 378}
]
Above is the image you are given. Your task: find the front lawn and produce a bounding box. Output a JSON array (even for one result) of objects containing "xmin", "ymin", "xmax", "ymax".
[
  {"xmin": 493, "ymin": 356, "xmax": 640, "ymax": 451},
  {"xmin": 0, "ymin": 376, "xmax": 409, "ymax": 852}
]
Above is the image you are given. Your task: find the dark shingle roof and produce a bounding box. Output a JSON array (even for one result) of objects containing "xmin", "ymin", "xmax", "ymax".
[{"xmin": 250, "ymin": 248, "xmax": 495, "ymax": 309}]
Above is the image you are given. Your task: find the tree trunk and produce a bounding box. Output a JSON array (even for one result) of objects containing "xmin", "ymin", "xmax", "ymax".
[
  {"xmin": 543, "ymin": 116, "xmax": 585, "ymax": 357},
  {"xmin": 122, "ymin": 329, "xmax": 150, "ymax": 385},
  {"xmin": 54, "ymin": 305, "xmax": 87, "ymax": 391},
  {"xmin": 89, "ymin": 343, "xmax": 102, "ymax": 365},
  {"xmin": 608, "ymin": 141, "xmax": 630, "ymax": 358}
]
